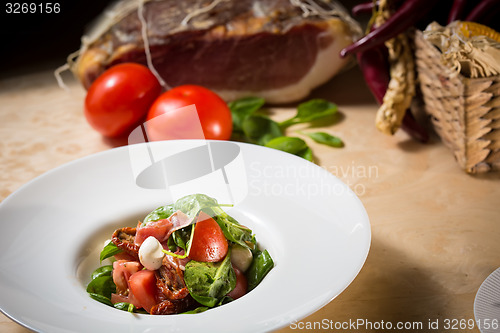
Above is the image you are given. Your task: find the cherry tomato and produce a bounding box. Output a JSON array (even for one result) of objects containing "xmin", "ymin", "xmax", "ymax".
[
  {"xmin": 145, "ymin": 85, "xmax": 233, "ymax": 141},
  {"xmin": 188, "ymin": 211, "xmax": 228, "ymax": 262},
  {"xmin": 128, "ymin": 270, "xmax": 158, "ymax": 313},
  {"xmin": 227, "ymin": 266, "xmax": 248, "ymax": 300},
  {"xmin": 84, "ymin": 63, "xmax": 161, "ymax": 138}
]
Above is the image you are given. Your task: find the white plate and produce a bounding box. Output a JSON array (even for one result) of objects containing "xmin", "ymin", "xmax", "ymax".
[
  {"xmin": 474, "ymin": 267, "xmax": 500, "ymax": 333},
  {"xmin": 0, "ymin": 140, "xmax": 370, "ymax": 333}
]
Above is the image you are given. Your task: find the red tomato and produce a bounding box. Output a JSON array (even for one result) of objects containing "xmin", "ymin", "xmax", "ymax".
[
  {"xmin": 188, "ymin": 211, "xmax": 228, "ymax": 262},
  {"xmin": 227, "ymin": 266, "xmax": 248, "ymax": 300},
  {"xmin": 128, "ymin": 270, "xmax": 158, "ymax": 313},
  {"xmin": 145, "ymin": 85, "xmax": 233, "ymax": 141},
  {"xmin": 84, "ymin": 63, "xmax": 161, "ymax": 137}
]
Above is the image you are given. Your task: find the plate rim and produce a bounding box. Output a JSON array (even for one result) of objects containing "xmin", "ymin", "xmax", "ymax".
[{"xmin": 0, "ymin": 140, "xmax": 371, "ymax": 333}]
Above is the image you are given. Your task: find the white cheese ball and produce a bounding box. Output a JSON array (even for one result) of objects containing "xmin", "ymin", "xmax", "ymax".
[
  {"xmin": 230, "ymin": 244, "xmax": 253, "ymax": 272},
  {"xmin": 139, "ymin": 236, "xmax": 165, "ymax": 270}
]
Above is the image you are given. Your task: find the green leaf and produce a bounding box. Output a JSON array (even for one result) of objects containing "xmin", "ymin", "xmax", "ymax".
[
  {"xmin": 303, "ymin": 131, "xmax": 344, "ymax": 148},
  {"xmin": 86, "ymin": 275, "xmax": 116, "ymax": 299},
  {"xmin": 242, "ymin": 115, "xmax": 283, "ymax": 145},
  {"xmin": 211, "ymin": 206, "xmax": 255, "ymax": 249},
  {"xmin": 279, "ymin": 99, "xmax": 338, "ymax": 128},
  {"xmin": 143, "ymin": 204, "xmax": 175, "ymax": 225},
  {"xmin": 184, "ymin": 251, "xmax": 236, "ymax": 307},
  {"xmin": 91, "ymin": 265, "xmax": 113, "ymax": 280},
  {"xmin": 298, "ymin": 147, "xmax": 313, "ymax": 162},
  {"xmin": 171, "ymin": 228, "xmax": 190, "ymax": 251},
  {"xmin": 114, "ymin": 302, "xmax": 136, "ymax": 312},
  {"xmin": 182, "ymin": 307, "xmax": 210, "ymax": 314},
  {"xmin": 162, "ymin": 224, "xmax": 195, "ymax": 259},
  {"xmin": 264, "ymin": 136, "xmax": 308, "ymax": 155},
  {"xmin": 264, "ymin": 137, "xmax": 314, "ymax": 161},
  {"xmin": 88, "ymin": 293, "xmax": 113, "ymax": 306},
  {"xmin": 99, "ymin": 241, "xmax": 122, "ymax": 262},
  {"xmin": 174, "ymin": 194, "xmax": 219, "ymax": 220},
  {"xmin": 228, "ymin": 97, "xmax": 265, "ymax": 132},
  {"xmin": 246, "ymin": 249, "xmax": 274, "ymax": 291}
]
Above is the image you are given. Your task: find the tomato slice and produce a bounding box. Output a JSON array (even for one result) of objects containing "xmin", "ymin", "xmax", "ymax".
[
  {"xmin": 227, "ymin": 266, "xmax": 248, "ymax": 300},
  {"xmin": 188, "ymin": 211, "xmax": 228, "ymax": 262},
  {"xmin": 128, "ymin": 270, "xmax": 159, "ymax": 313}
]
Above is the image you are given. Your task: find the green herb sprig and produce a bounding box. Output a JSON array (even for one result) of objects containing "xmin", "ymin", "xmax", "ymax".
[{"xmin": 228, "ymin": 97, "xmax": 343, "ymax": 161}]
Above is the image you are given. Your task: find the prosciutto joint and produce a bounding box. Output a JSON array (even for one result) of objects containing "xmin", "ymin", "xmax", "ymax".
[{"xmin": 71, "ymin": 0, "xmax": 361, "ymax": 104}]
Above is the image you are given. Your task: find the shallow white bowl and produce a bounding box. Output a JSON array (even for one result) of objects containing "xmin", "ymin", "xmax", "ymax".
[{"xmin": 0, "ymin": 140, "xmax": 370, "ymax": 333}]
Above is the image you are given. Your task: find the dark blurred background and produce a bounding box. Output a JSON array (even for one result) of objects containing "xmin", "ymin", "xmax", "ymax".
[
  {"xmin": 0, "ymin": 0, "xmax": 497, "ymax": 79},
  {"xmin": 0, "ymin": 0, "xmax": 115, "ymax": 78}
]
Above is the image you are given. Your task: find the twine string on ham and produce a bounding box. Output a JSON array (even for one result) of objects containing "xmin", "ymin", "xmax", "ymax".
[{"xmin": 137, "ymin": 0, "xmax": 171, "ymax": 90}]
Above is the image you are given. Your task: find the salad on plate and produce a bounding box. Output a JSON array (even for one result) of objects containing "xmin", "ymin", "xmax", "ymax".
[{"xmin": 86, "ymin": 194, "xmax": 274, "ymax": 315}]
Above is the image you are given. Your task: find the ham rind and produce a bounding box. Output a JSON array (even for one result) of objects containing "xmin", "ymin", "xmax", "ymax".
[
  {"xmin": 135, "ymin": 210, "xmax": 193, "ymax": 246},
  {"xmin": 72, "ymin": 0, "xmax": 361, "ymax": 104}
]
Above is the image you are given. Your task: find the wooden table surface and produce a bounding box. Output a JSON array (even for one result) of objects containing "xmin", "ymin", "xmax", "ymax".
[{"xmin": 1, "ymin": 65, "xmax": 499, "ymax": 333}]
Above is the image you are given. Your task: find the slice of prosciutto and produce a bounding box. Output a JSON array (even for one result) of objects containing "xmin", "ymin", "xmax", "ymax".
[
  {"xmin": 72, "ymin": 0, "xmax": 361, "ymax": 104},
  {"xmin": 135, "ymin": 210, "xmax": 193, "ymax": 246}
]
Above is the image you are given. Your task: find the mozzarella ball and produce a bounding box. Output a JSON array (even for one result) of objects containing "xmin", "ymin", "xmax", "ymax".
[{"xmin": 139, "ymin": 236, "xmax": 165, "ymax": 270}]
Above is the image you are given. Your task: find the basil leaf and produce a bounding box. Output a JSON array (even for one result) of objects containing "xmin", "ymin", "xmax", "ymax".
[
  {"xmin": 304, "ymin": 131, "xmax": 344, "ymax": 148},
  {"xmin": 184, "ymin": 251, "xmax": 236, "ymax": 307},
  {"xmin": 86, "ymin": 275, "xmax": 116, "ymax": 299},
  {"xmin": 280, "ymin": 99, "xmax": 337, "ymax": 128},
  {"xmin": 242, "ymin": 115, "xmax": 283, "ymax": 146},
  {"xmin": 114, "ymin": 302, "xmax": 136, "ymax": 312},
  {"xmin": 143, "ymin": 204, "xmax": 175, "ymax": 225},
  {"xmin": 91, "ymin": 265, "xmax": 113, "ymax": 280},
  {"xmin": 174, "ymin": 194, "xmax": 219, "ymax": 220},
  {"xmin": 246, "ymin": 249, "xmax": 274, "ymax": 291},
  {"xmin": 100, "ymin": 241, "xmax": 122, "ymax": 262},
  {"xmin": 228, "ymin": 97, "xmax": 265, "ymax": 132},
  {"xmin": 88, "ymin": 293, "xmax": 113, "ymax": 306}
]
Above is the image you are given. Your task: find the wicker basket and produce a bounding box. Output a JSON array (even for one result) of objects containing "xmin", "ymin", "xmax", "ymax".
[{"xmin": 414, "ymin": 30, "xmax": 500, "ymax": 173}]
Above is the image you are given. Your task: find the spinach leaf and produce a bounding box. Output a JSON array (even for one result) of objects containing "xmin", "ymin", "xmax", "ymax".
[
  {"xmin": 303, "ymin": 131, "xmax": 344, "ymax": 148},
  {"xmin": 171, "ymin": 228, "xmax": 190, "ymax": 251},
  {"xmin": 182, "ymin": 307, "xmax": 209, "ymax": 314},
  {"xmin": 211, "ymin": 206, "xmax": 255, "ymax": 249},
  {"xmin": 246, "ymin": 249, "xmax": 274, "ymax": 291},
  {"xmin": 91, "ymin": 265, "xmax": 113, "ymax": 280},
  {"xmin": 264, "ymin": 136, "xmax": 313, "ymax": 161},
  {"xmin": 228, "ymin": 97, "xmax": 265, "ymax": 132},
  {"xmin": 143, "ymin": 204, "xmax": 175, "ymax": 225},
  {"xmin": 88, "ymin": 293, "xmax": 113, "ymax": 306},
  {"xmin": 279, "ymin": 99, "xmax": 338, "ymax": 128},
  {"xmin": 242, "ymin": 115, "xmax": 283, "ymax": 145},
  {"xmin": 100, "ymin": 241, "xmax": 122, "ymax": 262},
  {"xmin": 298, "ymin": 147, "xmax": 313, "ymax": 162},
  {"xmin": 184, "ymin": 251, "xmax": 236, "ymax": 308},
  {"xmin": 86, "ymin": 275, "xmax": 116, "ymax": 299},
  {"xmin": 265, "ymin": 136, "xmax": 308, "ymax": 154},
  {"xmin": 114, "ymin": 302, "xmax": 136, "ymax": 312},
  {"xmin": 174, "ymin": 194, "xmax": 219, "ymax": 220}
]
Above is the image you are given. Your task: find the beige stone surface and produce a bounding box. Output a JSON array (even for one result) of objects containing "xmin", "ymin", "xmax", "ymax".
[{"xmin": 1, "ymin": 66, "xmax": 499, "ymax": 332}]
